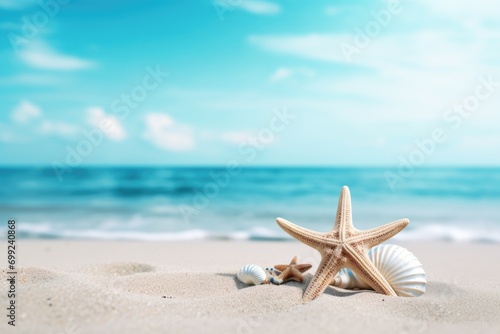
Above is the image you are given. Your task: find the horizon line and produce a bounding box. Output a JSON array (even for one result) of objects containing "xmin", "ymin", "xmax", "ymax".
[{"xmin": 1, "ymin": 164, "xmax": 500, "ymax": 169}]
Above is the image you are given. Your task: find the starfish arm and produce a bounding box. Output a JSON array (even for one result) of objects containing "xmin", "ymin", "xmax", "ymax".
[
  {"xmin": 290, "ymin": 256, "xmax": 298, "ymax": 265},
  {"xmin": 277, "ymin": 268, "xmax": 291, "ymax": 280},
  {"xmin": 274, "ymin": 264, "xmax": 288, "ymax": 271},
  {"xmin": 302, "ymin": 255, "xmax": 343, "ymax": 303},
  {"xmin": 348, "ymin": 218, "xmax": 409, "ymax": 248},
  {"xmin": 289, "ymin": 268, "xmax": 305, "ymax": 281},
  {"xmin": 345, "ymin": 245, "xmax": 397, "ymax": 296},
  {"xmin": 333, "ymin": 186, "xmax": 353, "ymax": 238},
  {"xmin": 276, "ymin": 218, "xmax": 332, "ymax": 249},
  {"xmin": 295, "ymin": 263, "xmax": 312, "ymax": 272}
]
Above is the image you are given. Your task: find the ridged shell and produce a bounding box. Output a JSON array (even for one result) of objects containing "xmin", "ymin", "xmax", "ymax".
[
  {"xmin": 236, "ymin": 264, "xmax": 267, "ymax": 285},
  {"xmin": 332, "ymin": 244, "xmax": 426, "ymax": 297}
]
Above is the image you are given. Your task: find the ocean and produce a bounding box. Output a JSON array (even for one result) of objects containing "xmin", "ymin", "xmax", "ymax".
[{"xmin": 1, "ymin": 167, "xmax": 499, "ymax": 243}]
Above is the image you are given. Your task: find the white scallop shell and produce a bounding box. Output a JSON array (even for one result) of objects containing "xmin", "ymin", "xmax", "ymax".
[
  {"xmin": 332, "ymin": 244, "xmax": 426, "ymax": 297},
  {"xmin": 236, "ymin": 264, "xmax": 267, "ymax": 285}
]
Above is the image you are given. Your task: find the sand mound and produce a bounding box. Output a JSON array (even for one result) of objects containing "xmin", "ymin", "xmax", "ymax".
[
  {"xmin": 2, "ymin": 241, "xmax": 500, "ymax": 334},
  {"xmin": 3, "ymin": 264, "xmax": 499, "ymax": 334}
]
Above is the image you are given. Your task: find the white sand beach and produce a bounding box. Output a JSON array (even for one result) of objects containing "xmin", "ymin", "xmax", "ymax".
[{"xmin": 1, "ymin": 240, "xmax": 500, "ymax": 333}]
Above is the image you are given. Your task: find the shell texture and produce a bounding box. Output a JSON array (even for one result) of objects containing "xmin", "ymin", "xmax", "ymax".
[
  {"xmin": 332, "ymin": 244, "xmax": 426, "ymax": 297},
  {"xmin": 236, "ymin": 264, "xmax": 267, "ymax": 285},
  {"xmin": 332, "ymin": 268, "xmax": 366, "ymax": 290}
]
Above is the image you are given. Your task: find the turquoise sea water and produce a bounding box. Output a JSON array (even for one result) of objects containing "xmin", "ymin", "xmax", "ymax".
[{"xmin": 1, "ymin": 167, "xmax": 499, "ymax": 242}]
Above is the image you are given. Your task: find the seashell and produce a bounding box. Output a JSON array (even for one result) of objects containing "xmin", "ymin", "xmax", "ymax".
[
  {"xmin": 332, "ymin": 268, "xmax": 366, "ymax": 290},
  {"xmin": 236, "ymin": 264, "xmax": 267, "ymax": 285},
  {"xmin": 331, "ymin": 244, "xmax": 426, "ymax": 297}
]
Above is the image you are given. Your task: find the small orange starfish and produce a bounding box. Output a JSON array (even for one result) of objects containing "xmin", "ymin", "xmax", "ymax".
[{"xmin": 267, "ymin": 256, "xmax": 312, "ymax": 285}]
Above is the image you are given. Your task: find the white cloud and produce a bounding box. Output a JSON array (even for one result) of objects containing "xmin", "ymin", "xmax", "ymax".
[
  {"xmin": 325, "ymin": 6, "xmax": 340, "ymax": 16},
  {"xmin": 87, "ymin": 107, "xmax": 126, "ymax": 141},
  {"xmin": 19, "ymin": 40, "xmax": 95, "ymax": 70},
  {"xmin": 419, "ymin": 0, "xmax": 500, "ymax": 20},
  {"xmin": 270, "ymin": 68, "xmax": 293, "ymax": 82},
  {"xmin": 249, "ymin": 30, "xmax": 483, "ymax": 71},
  {"xmin": 11, "ymin": 100, "xmax": 41, "ymax": 123},
  {"xmin": 238, "ymin": 1, "xmax": 280, "ymax": 15},
  {"xmin": 8, "ymin": 101, "xmax": 80, "ymax": 140},
  {"xmin": 143, "ymin": 113, "xmax": 194, "ymax": 151},
  {"xmin": 270, "ymin": 67, "xmax": 316, "ymax": 82},
  {"xmin": 39, "ymin": 120, "xmax": 80, "ymax": 137},
  {"xmin": 249, "ymin": 34, "xmax": 347, "ymax": 63},
  {"xmin": 249, "ymin": 28, "xmax": 497, "ymax": 122}
]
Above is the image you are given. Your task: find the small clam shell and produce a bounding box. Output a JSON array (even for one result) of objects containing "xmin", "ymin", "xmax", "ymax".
[
  {"xmin": 332, "ymin": 268, "xmax": 365, "ymax": 290},
  {"xmin": 331, "ymin": 244, "xmax": 427, "ymax": 297},
  {"xmin": 236, "ymin": 264, "xmax": 267, "ymax": 285}
]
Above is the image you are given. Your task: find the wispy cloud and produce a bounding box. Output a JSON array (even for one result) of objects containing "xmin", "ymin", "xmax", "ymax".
[
  {"xmin": 143, "ymin": 113, "xmax": 194, "ymax": 151},
  {"xmin": 87, "ymin": 107, "xmax": 126, "ymax": 141},
  {"xmin": 249, "ymin": 30, "xmax": 485, "ymax": 80},
  {"xmin": 420, "ymin": 0, "xmax": 500, "ymax": 20},
  {"xmin": 11, "ymin": 100, "xmax": 41, "ymax": 123},
  {"xmin": 39, "ymin": 120, "xmax": 80, "ymax": 138},
  {"xmin": 270, "ymin": 68, "xmax": 292, "ymax": 82},
  {"xmin": 19, "ymin": 40, "xmax": 95, "ymax": 70},
  {"xmin": 9, "ymin": 101, "xmax": 80, "ymax": 140},
  {"xmin": 239, "ymin": 1, "xmax": 281, "ymax": 15},
  {"xmin": 325, "ymin": 6, "xmax": 340, "ymax": 16},
  {"xmin": 270, "ymin": 67, "xmax": 315, "ymax": 82},
  {"xmin": 249, "ymin": 34, "xmax": 346, "ymax": 63}
]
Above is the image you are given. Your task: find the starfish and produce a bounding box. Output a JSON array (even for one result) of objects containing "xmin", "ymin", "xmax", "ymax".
[
  {"xmin": 267, "ymin": 256, "xmax": 312, "ymax": 285},
  {"xmin": 276, "ymin": 186, "xmax": 409, "ymax": 303}
]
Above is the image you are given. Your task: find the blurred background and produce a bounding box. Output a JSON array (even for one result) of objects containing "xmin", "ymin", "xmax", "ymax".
[{"xmin": 1, "ymin": 0, "xmax": 499, "ymax": 242}]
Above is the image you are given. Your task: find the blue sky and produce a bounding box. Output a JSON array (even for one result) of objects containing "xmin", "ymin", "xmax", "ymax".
[{"xmin": 1, "ymin": 0, "xmax": 499, "ymax": 166}]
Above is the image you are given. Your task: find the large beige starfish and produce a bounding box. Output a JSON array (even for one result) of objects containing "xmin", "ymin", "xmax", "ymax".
[
  {"xmin": 276, "ymin": 186, "xmax": 409, "ymax": 303},
  {"xmin": 267, "ymin": 256, "xmax": 312, "ymax": 285}
]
